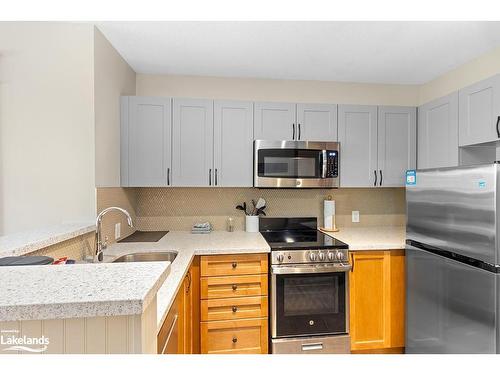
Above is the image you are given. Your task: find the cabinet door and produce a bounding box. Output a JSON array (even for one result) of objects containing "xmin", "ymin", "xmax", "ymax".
[
  {"xmin": 349, "ymin": 251, "xmax": 391, "ymax": 351},
  {"xmin": 349, "ymin": 250, "xmax": 405, "ymax": 353},
  {"xmin": 158, "ymin": 288, "xmax": 181, "ymax": 354},
  {"xmin": 214, "ymin": 100, "xmax": 253, "ymax": 187},
  {"xmin": 296, "ymin": 103, "xmax": 338, "ymax": 141},
  {"xmin": 172, "ymin": 99, "xmax": 214, "ymax": 186},
  {"xmin": 418, "ymin": 92, "xmax": 459, "ymax": 169},
  {"xmin": 254, "ymin": 102, "xmax": 296, "ymax": 140},
  {"xmin": 459, "ymin": 74, "xmax": 500, "ymax": 146},
  {"xmin": 377, "ymin": 106, "xmax": 416, "ymax": 187},
  {"xmin": 338, "ymin": 105, "xmax": 378, "ymax": 187},
  {"xmin": 121, "ymin": 96, "xmax": 171, "ymax": 187}
]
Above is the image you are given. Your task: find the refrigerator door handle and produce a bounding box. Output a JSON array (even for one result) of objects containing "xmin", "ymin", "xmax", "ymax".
[{"xmin": 496, "ymin": 116, "xmax": 500, "ymax": 138}]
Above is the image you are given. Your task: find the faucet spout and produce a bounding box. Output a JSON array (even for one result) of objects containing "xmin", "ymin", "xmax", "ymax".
[{"xmin": 94, "ymin": 207, "xmax": 134, "ymax": 262}]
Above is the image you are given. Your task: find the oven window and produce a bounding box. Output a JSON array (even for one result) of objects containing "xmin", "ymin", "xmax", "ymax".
[
  {"xmin": 258, "ymin": 149, "xmax": 321, "ymax": 178},
  {"xmin": 284, "ymin": 276, "xmax": 339, "ymax": 316},
  {"xmin": 275, "ymin": 272, "xmax": 346, "ymax": 338}
]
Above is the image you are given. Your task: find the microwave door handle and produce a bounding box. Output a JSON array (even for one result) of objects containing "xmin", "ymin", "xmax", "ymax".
[{"xmin": 321, "ymin": 150, "xmax": 327, "ymax": 178}]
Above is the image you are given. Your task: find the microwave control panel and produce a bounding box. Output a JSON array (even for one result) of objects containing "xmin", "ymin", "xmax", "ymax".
[{"xmin": 325, "ymin": 151, "xmax": 338, "ymax": 178}]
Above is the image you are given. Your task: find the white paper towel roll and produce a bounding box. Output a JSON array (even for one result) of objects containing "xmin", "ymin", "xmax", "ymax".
[{"xmin": 324, "ymin": 199, "xmax": 336, "ymax": 230}]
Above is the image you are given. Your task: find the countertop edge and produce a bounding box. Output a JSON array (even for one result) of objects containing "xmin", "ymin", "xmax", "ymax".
[
  {"xmin": 0, "ymin": 222, "xmax": 96, "ymax": 258},
  {"xmin": 0, "ymin": 262, "xmax": 171, "ymax": 322}
]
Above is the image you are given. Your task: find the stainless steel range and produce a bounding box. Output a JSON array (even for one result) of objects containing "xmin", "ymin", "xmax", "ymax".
[{"xmin": 260, "ymin": 217, "xmax": 351, "ymax": 354}]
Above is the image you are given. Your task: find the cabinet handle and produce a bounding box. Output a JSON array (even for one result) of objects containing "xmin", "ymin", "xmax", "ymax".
[
  {"xmin": 160, "ymin": 314, "xmax": 178, "ymax": 354},
  {"xmin": 292, "ymin": 123, "xmax": 296, "ymax": 140},
  {"xmin": 301, "ymin": 343, "xmax": 323, "ymax": 351},
  {"xmin": 232, "ymin": 284, "xmax": 238, "ymax": 291},
  {"xmin": 232, "ymin": 306, "xmax": 238, "ymax": 313},
  {"xmin": 379, "ymin": 170, "xmax": 383, "ymax": 186},
  {"xmin": 350, "ymin": 253, "xmax": 354, "ymax": 272},
  {"xmin": 496, "ymin": 116, "xmax": 500, "ymax": 138},
  {"xmin": 185, "ymin": 271, "xmax": 191, "ymax": 293},
  {"xmin": 232, "ymin": 337, "xmax": 238, "ymax": 344},
  {"xmin": 298, "ymin": 123, "xmax": 301, "ymax": 140},
  {"xmin": 215, "ymin": 168, "xmax": 218, "ymax": 186},
  {"xmin": 209, "ymin": 169, "xmax": 212, "ymax": 186},
  {"xmin": 167, "ymin": 168, "xmax": 170, "ymax": 186},
  {"xmin": 374, "ymin": 170, "xmax": 377, "ymax": 186},
  {"xmin": 232, "ymin": 262, "xmax": 237, "ymax": 269}
]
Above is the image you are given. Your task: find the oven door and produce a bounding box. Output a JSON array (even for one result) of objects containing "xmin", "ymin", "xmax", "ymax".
[
  {"xmin": 271, "ymin": 264, "xmax": 350, "ymax": 338},
  {"xmin": 254, "ymin": 140, "xmax": 339, "ymax": 188}
]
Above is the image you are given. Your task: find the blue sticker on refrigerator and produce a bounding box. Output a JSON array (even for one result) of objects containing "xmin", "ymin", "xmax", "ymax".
[{"xmin": 406, "ymin": 170, "xmax": 416, "ymax": 186}]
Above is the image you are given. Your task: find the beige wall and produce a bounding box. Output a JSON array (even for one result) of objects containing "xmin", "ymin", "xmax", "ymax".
[
  {"xmin": 94, "ymin": 28, "xmax": 136, "ymax": 187},
  {"xmin": 133, "ymin": 187, "xmax": 406, "ymax": 231},
  {"xmin": 136, "ymin": 74, "xmax": 419, "ymax": 106},
  {"xmin": 419, "ymin": 45, "xmax": 500, "ymax": 105},
  {"xmin": 0, "ymin": 22, "xmax": 96, "ymax": 235}
]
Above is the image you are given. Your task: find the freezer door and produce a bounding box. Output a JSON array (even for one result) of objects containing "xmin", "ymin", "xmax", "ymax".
[
  {"xmin": 406, "ymin": 163, "xmax": 498, "ymax": 264},
  {"xmin": 406, "ymin": 246, "xmax": 497, "ymax": 353}
]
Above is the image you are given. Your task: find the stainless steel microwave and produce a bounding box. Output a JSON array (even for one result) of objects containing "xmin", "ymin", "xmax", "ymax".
[{"xmin": 254, "ymin": 140, "xmax": 340, "ymax": 188}]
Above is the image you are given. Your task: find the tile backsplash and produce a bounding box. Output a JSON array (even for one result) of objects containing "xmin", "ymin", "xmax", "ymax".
[
  {"xmin": 132, "ymin": 187, "xmax": 406, "ymax": 231},
  {"xmin": 28, "ymin": 232, "xmax": 95, "ymax": 261},
  {"xmin": 96, "ymin": 187, "xmax": 137, "ymax": 244}
]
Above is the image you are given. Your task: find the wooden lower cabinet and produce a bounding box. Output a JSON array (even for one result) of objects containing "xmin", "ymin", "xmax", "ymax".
[
  {"xmin": 200, "ymin": 253, "xmax": 269, "ymax": 354},
  {"xmin": 158, "ymin": 258, "xmax": 200, "ymax": 354},
  {"xmin": 349, "ymin": 250, "xmax": 405, "ymax": 353},
  {"xmin": 201, "ymin": 318, "xmax": 268, "ymax": 354}
]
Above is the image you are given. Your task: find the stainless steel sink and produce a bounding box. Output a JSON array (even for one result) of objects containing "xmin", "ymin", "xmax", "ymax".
[{"xmin": 112, "ymin": 251, "xmax": 177, "ymax": 263}]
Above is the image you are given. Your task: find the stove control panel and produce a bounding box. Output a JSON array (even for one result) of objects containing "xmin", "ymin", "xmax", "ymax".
[{"xmin": 271, "ymin": 249, "xmax": 349, "ymax": 265}]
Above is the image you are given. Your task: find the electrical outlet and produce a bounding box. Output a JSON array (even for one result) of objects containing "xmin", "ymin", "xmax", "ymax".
[
  {"xmin": 352, "ymin": 211, "xmax": 360, "ymax": 223},
  {"xmin": 115, "ymin": 223, "xmax": 121, "ymax": 240}
]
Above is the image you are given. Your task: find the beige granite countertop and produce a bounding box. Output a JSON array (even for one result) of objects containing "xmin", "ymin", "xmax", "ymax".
[
  {"xmin": 0, "ymin": 222, "xmax": 96, "ymax": 258},
  {"xmin": 1, "ymin": 226, "xmax": 404, "ymax": 330},
  {"xmin": 321, "ymin": 226, "xmax": 406, "ymax": 251},
  {"xmin": 0, "ymin": 261, "xmax": 171, "ymax": 321},
  {"xmin": 103, "ymin": 230, "xmax": 270, "ymax": 333}
]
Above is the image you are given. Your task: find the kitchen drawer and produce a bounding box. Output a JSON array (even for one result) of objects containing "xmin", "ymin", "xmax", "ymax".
[
  {"xmin": 201, "ymin": 296, "xmax": 268, "ymax": 321},
  {"xmin": 201, "ymin": 318, "xmax": 268, "ymax": 354},
  {"xmin": 200, "ymin": 254, "xmax": 268, "ymax": 277},
  {"xmin": 201, "ymin": 274, "xmax": 268, "ymax": 299}
]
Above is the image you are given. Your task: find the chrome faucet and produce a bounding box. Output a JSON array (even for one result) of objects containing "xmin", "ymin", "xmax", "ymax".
[{"xmin": 94, "ymin": 207, "xmax": 133, "ymax": 262}]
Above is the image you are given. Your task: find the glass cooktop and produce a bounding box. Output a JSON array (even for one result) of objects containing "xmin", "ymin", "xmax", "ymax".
[{"xmin": 259, "ymin": 217, "xmax": 348, "ymax": 250}]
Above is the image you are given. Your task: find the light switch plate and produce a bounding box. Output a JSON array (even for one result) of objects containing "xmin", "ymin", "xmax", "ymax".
[
  {"xmin": 352, "ymin": 211, "xmax": 360, "ymax": 223},
  {"xmin": 115, "ymin": 223, "xmax": 121, "ymax": 240}
]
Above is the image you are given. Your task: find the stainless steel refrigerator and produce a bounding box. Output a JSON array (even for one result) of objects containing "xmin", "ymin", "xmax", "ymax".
[{"xmin": 406, "ymin": 163, "xmax": 500, "ymax": 354}]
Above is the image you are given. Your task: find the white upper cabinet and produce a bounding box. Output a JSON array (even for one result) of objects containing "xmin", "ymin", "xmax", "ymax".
[
  {"xmin": 418, "ymin": 92, "xmax": 459, "ymax": 169},
  {"xmin": 459, "ymin": 74, "xmax": 500, "ymax": 146},
  {"xmin": 254, "ymin": 102, "xmax": 296, "ymax": 140},
  {"xmin": 377, "ymin": 106, "xmax": 416, "ymax": 187},
  {"xmin": 121, "ymin": 96, "xmax": 172, "ymax": 187},
  {"xmin": 296, "ymin": 103, "xmax": 338, "ymax": 141},
  {"xmin": 214, "ymin": 100, "xmax": 254, "ymax": 187},
  {"xmin": 172, "ymin": 98, "xmax": 214, "ymax": 186},
  {"xmin": 338, "ymin": 105, "xmax": 378, "ymax": 187}
]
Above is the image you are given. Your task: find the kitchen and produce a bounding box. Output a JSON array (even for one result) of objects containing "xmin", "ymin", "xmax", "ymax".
[{"xmin": 1, "ymin": 8, "xmax": 500, "ymax": 373}]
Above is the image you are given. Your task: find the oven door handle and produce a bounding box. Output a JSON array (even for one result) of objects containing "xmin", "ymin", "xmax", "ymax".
[{"xmin": 271, "ymin": 263, "xmax": 351, "ymax": 275}]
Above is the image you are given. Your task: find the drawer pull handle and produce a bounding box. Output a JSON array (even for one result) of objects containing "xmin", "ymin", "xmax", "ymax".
[
  {"xmin": 232, "ymin": 262, "xmax": 237, "ymax": 268},
  {"xmin": 232, "ymin": 284, "xmax": 238, "ymax": 291},
  {"xmin": 232, "ymin": 337, "xmax": 238, "ymax": 343},
  {"xmin": 232, "ymin": 306, "xmax": 238, "ymax": 313},
  {"xmin": 302, "ymin": 343, "xmax": 323, "ymax": 351}
]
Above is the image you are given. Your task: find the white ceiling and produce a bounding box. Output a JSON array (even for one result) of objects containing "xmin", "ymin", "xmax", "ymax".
[{"xmin": 96, "ymin": 21, "xmax": 500, "ymax": 85}]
